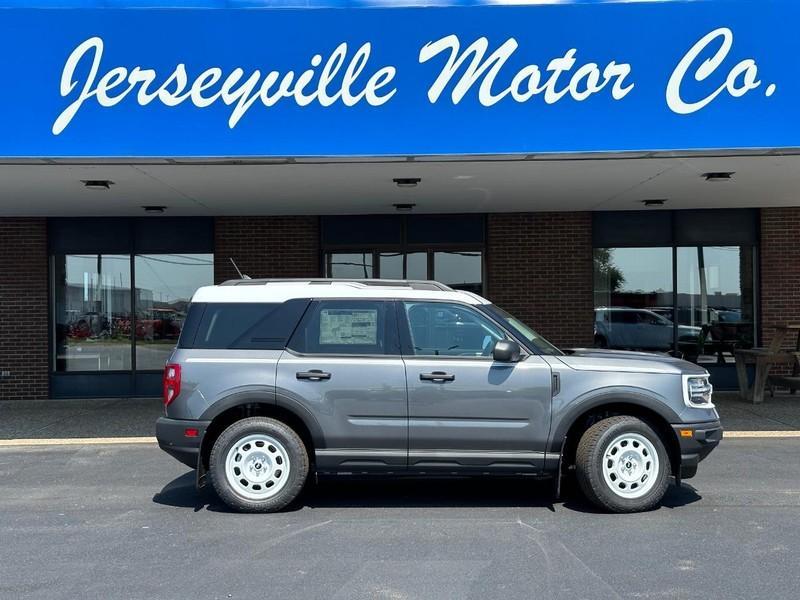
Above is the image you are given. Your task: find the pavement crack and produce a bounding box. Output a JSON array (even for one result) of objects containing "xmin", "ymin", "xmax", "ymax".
[
  {"xmin": 517, "ymin": 518, "xmax": 623, "ymax": 600},
  {"xmin": 255, "ymin": 519, "xmax": 333, "ymax": 555}
]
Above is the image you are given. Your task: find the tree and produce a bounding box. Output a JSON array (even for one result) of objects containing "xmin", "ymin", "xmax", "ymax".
[{"xmin": 594, "ymin": 248, "xmax": 626, "ymax": 293}]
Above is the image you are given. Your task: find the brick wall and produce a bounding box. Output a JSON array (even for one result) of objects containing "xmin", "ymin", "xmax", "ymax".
[
  {"xmin": 214, "ymin": 216, "xmax": 321, "ymax": 283},
  {"xmin": 0, "ymin": 218, "xmax": 49, "ymax": 400},
  {"xmin": 760, "ymin": 208, "xmax": 800, "ymax": 352},
  {"xmin": 486, "ymin": 212, "xmax": 594, "ymax": 348}
]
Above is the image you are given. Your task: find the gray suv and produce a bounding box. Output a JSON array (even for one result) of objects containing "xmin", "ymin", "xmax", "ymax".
[{"xmin": 156, "ymin": 279, "xmax": 721, "ymax": 513}]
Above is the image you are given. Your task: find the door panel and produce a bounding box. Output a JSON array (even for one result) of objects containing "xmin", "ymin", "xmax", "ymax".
[
  {"xmin": 404, "ymin": 357, "xmax": 552, "ymax": 470},
  {"xmin": 276, "ymin": 354, "xmax": 407, "ymax": 470},
  {"xmin": 398, "ymin": 300, "xmax": 552, "ymax": 472},
  {"xmin": 277, "ymin": 299, "xmax": 407, "ymax": 472}
]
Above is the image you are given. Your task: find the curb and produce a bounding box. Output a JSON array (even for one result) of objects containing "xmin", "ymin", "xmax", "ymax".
[
  {"xmin": 0, "ymin": 437, "xmax": 158, "ymax": 447},
  {"xmin": 723, "ymin": 431, "xmax": 800, "ymax": 438}
]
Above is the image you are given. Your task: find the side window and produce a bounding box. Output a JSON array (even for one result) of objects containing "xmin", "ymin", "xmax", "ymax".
[
  {"xmin": 402, "ymin": 302, "xmax": 506, "ymax": 357},
  {"xmin": 186, "ymin": 299, "xmax": 310, "ymax": 350},
  {"xmin": 288, "ymin": 300, "xmax": 397, "ymax": 355},
  {"xmin": 637, "ymin": 312, "xmax": 662, "ymax": 326},
  {"xmin": 610, "ymin": 311, "xmax": 637, "ymax": 325}
]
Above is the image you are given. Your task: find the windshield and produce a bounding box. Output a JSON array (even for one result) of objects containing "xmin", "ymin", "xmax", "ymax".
[{"xmin": 485, "ymin": 305, "xmax": 563, "ymax": 356}]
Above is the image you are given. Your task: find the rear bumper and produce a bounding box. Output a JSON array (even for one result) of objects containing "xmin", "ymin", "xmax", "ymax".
[
  {"xmin": 672, "ymin": 420, "xmax": 723, "ymax": 479},
  {"xmin": 156, "ymin": 417, "xmax": 211, "ymax": 468}
]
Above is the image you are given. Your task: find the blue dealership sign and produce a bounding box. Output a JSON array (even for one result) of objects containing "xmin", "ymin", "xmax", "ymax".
[{"xmin": 0, "ymin": 0, "xmax": 796, "ymax": 157}]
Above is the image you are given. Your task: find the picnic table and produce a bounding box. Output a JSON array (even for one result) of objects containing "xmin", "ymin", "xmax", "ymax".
[{"xmin": 734, "ymin": 324, "xmax": 800, "ymax": 404}]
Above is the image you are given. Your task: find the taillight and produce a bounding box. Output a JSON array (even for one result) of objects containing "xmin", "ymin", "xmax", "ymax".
[{"xmin": 163, "ymin": 363, "xmax": 181, "ymax": 407}]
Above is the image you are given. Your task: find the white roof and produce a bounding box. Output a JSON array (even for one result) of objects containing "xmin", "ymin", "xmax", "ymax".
[{"xmin": 192, "ymin": 280, "xmax": 490, "ymax": 305}]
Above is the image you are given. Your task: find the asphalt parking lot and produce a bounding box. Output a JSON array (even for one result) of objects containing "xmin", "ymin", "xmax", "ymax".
[{"xmin": 1, "ymin": 438, "xmax": 799, "ymax": 600}]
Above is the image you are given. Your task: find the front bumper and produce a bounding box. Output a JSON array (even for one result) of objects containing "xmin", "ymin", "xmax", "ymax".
[
  {"xmin": 671, "ymin": 420, "xmax": 723, "ymax": 479},
  {"xmin": 156, "ymin": 417, "xmax": 211, "ymax": 468}
]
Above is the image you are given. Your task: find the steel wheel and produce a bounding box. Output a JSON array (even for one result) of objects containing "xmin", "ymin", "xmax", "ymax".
[
  {"xmin": 224, "ymin": 433, "xmax": 291, "ymax": 501},
  {"xmin": 575, "ymin": 415, "xmax": 671, "ymax": 513},
  {"xmin": 601, "ymin": 432, "xmax": 660, "ymax": 499}
]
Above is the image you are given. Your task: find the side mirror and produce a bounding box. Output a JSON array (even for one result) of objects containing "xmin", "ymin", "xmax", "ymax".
[{"xmin": 493, "ymin": 340, "xmax": 521, "ymax": 362}]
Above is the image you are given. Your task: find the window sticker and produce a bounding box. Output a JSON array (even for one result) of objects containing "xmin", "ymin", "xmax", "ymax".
[{"xmin": 319, "ymin": 309, "xmax": 378, "ymax": 345}]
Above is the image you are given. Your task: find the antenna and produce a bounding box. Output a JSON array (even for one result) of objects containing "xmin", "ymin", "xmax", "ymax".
[{"xmin": 229, "ymin": 258, "xmax": 251, "ymax": 280}]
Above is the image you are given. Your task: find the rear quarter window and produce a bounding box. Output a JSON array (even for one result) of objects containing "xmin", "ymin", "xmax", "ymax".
[{"xmin": 179, "ymin": 299, "xmax": 310, "ymax": 350}]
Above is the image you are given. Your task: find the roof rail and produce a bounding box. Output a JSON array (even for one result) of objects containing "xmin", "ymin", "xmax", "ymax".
[{"xmin": 218, "ymin": 278, "xmax": 455, "ymax": 291}]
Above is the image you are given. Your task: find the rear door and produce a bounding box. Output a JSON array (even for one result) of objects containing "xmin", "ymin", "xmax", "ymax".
[
  {"xmin": 276, "ymin": 299, "xmax": 407, "ymax": 472},
  {"xmin": 399, "ymin": 301, "xmax": 552, "ymax": 472}
]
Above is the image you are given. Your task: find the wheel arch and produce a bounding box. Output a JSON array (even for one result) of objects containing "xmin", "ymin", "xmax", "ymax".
[
  {"xmin": 198, "ymin": 391, "xmax": 325, "ymax": 474},
  {"xmin": 551, "ymin": 393, "xmax": 681, "ymax": 478}
]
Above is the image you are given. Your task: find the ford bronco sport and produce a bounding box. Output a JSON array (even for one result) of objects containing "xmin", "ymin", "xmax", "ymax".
[{"xmin": 156, "ymin": 279, "xmax": 721, "ymax": 513}]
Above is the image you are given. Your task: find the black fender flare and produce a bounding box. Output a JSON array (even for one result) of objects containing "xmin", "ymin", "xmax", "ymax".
[
  {"xmin": 548, "ymin": 387, "xmax": 682, "ymax": 455},
  {"xmin": 198, "ymin": 386, "xmax": 326, "ymax": 451}
]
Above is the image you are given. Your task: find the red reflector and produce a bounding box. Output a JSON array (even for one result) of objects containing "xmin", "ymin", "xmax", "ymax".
[
  {"xmin": 163, "ymin": 363, "xmax": 182, "ymax": 407},
  {"xmin": 184, "ymin": 428, "xmax": 199, "ymax": 438}
]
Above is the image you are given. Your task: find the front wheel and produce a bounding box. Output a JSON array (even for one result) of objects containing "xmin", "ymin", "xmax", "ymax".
[
  {"xmin": 209, "ymin": 417, "xmax": 309, "ymax": 513},
  {"xmin": 575, "ymin": 416, "xmax": 670, "ymax": 513}
]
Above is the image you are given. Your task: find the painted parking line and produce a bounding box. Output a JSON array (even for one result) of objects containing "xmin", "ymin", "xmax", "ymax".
[
  {"xmin": 0, "ymin": 431, "xmax": 799, "ymax": 448},
  {"xmin": 723, "ymin": 431, "xmax": 800, "ymax": 438},
  {"xmin": 0, "ymin": 437, "xmax": 158, "ymax": 447}
]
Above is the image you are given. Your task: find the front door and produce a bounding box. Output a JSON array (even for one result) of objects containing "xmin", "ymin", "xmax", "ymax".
[
  {"xmin": 399, "ymin": 301, "xmax": 552, "ymax": 472},
  {"xmin": 276, "ymin": 299, "xmax": 407, "ymax": 472}
]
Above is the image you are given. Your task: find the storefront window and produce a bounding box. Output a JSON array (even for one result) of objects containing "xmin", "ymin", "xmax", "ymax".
[
  {"xmin": 593, "ymin": 245, "xmax": 756, "ymax": 362},
  {"xmin": 433, "ymin": 251, "xmax": 483, "ymax": 294},
  {"xmin": 377, "ymin": 251, "xmax": 428, "ymax": 280},
  {"xmin": 49, "ymin": 218, "xmax": 215, "ymax": 397},
  {"xmin": 322, "ymin": 215, "xmax": 485, "ymax": 292},
  {"xmin": 134, "ymin": 254, "xmax": 214, "ymax": 370},
  {"xmin": 593, "ymin": 248, "xmax": 674, "ymax": 352},
  {"xmin": 329, "ymin": 252, "xmax": 374, "ymax": 278},
  {"xmin": 677, "ymin": 246, "xmax": 756, "ymax": 364},
  {"xmin": 406, "ymin": 252, "xmax": 427, "ymax": 280},
  {"xmin": 378, "ymin": 252, "xmax": 403, "ymax": 279},
  {"xmin": 325, "ymin": 250, "xmax": 483, "ymax": 293},
  {"xmin": 53, "ymin": 255, "xmax": 133, "ymax": 372},
  {"xmin": 53, "ymin": 253, "xmax": 214, "ymax": 373}
]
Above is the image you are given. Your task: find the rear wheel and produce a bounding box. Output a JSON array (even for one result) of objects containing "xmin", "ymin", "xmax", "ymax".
[
  {"xmin": 209, "ymin": 417, "xmax": 309, "ymax": 513},
  {"xmin": 575, "ymin": 416, "xmax": 670, "ymax": 513}
]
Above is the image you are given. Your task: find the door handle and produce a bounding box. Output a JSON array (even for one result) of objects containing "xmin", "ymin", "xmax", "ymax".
[
  {"xmin": 296, "ymin": 370, "xmax": 331, "ymax": 381},
  {"xmin": 420, "ymin": 371, "xmax": 455, "ymax": 382}
]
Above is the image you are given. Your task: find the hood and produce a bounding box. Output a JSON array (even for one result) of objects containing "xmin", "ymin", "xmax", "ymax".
[
  {"xmin": 678, "ymin": 324, "xmax": 702, "ymax": 335},
  {"xmin": 557, "ymin": 348, "xmax": 708, "ymax": 375}
]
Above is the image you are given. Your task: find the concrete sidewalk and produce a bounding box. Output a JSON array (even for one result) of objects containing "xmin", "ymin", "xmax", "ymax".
[
  {"xmin": 0, "ymin": 397, "xmax": 163, "ymax": 440},
  {"xmin": 713, "ymin": 390, "xmax": 800, "ymax": 431},
  {"xmin": 0, "ymin": 391, "xmax": 798, "ymax": 441}
]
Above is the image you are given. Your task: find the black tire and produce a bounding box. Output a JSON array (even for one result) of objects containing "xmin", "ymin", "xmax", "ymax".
[
  {"xmin": 209, "ymin": 417, "xmax": 309, "ymax": 513},
  {"xmin": 575, "ymin": 416, "xmax": 670, "ymax": 513}
]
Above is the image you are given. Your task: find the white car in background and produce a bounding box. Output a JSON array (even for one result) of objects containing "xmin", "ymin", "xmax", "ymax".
[{"xmin": 594, "ymin": 307, "xmax": 703, "ymax": 352}]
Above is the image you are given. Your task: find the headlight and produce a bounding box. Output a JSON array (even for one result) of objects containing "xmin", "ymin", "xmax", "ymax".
[{"xmin": 683, "ymin": 375, "xmax": 714, "ymax": 408}]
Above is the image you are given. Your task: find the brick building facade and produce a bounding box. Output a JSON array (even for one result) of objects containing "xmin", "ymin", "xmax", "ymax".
[
  {"xmin": 760, "ymin": 208, "xmax": 800, "ymax": 345},
  {"xmin": 0, "ymin": 209, "xmax": 797, "ymax": 399},
  {"xmin": 486, "ymin": 212, "xmax": 594, "ymax": 349},
  {"xmin": 0, "ymin": 219, "xmax": 49, "ymax": 400},
  {"xmin": 214, "ymin": 216, "xmax": 320, "ymax": 283}
]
